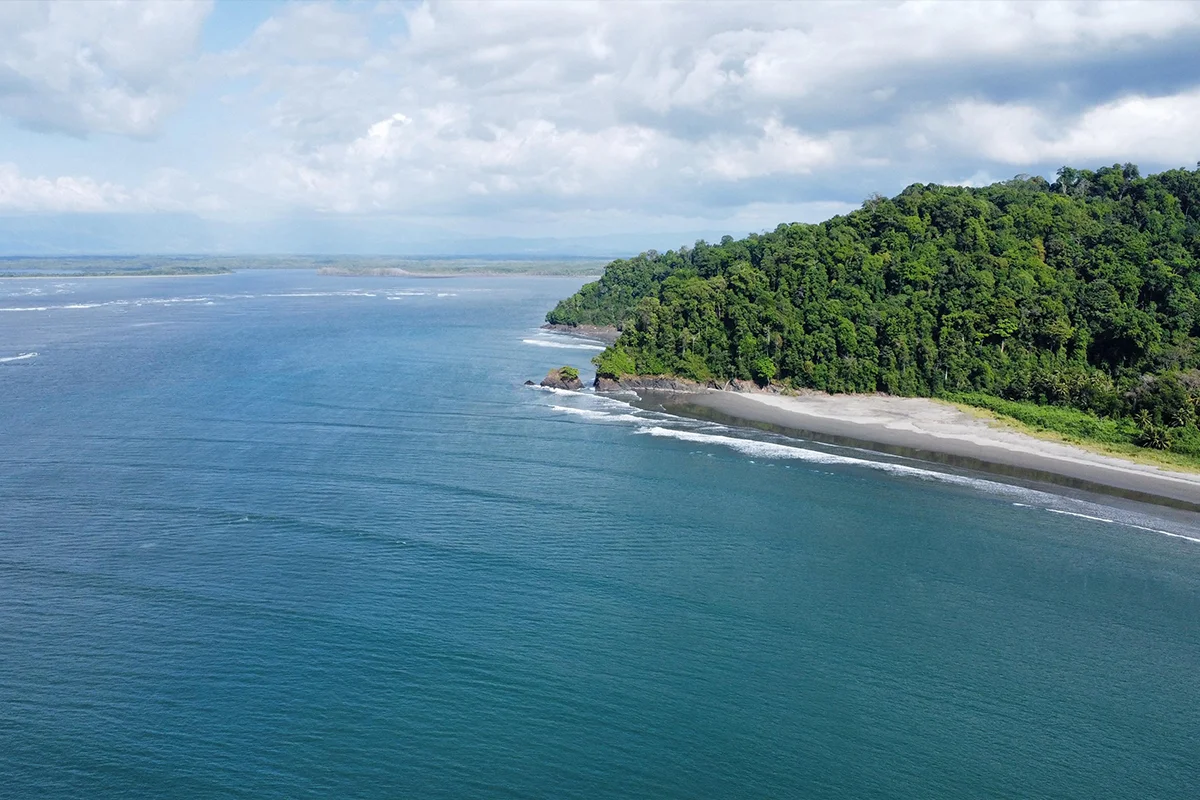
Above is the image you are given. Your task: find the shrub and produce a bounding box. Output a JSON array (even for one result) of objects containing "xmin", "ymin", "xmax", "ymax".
[
  {"xmin": 751, "ymin": 356, "xmax": 778, "ymax": 385},
  {"xmin": 592, "ymin": 348, "xmax": 637, "ymax": 378}
]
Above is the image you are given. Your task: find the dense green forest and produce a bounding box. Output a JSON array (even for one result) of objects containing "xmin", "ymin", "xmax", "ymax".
[{"xmin": 547, "ymin": 164, "xmax": 1200, "ymax": 456}]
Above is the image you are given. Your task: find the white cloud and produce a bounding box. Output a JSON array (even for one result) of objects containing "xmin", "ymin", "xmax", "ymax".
[
  {"xmin": 0, "ymin": 0, "xmax": 212, "ymax": 136},
  {"xmin": 925, "ymin": 89, "xmax": 1200, "ymax": 166},
  {"xmin": 703, "ymin": 119, "xmax": 843, "ymax": 180},
  {"xmin": 212, "ymin": 0, "xmax": 1200, "ymax": 218},
  {"xmin": 3, "ymin": 0, "xmax": 1200, "ymax": 234},
  {"xmin": 240, "ymin": 2, "xmax": 370, "ymax": 63},
  {"xmin": 732, "ymin": 1, "xmax": 1200, "ymax": 103},
  {"xmin": 232, "ymin": 107, "xmax": 670, "ymax": 214},
  {"xmin": 0, "ymin": 163, "xmax": 128, "ymax": 211},
  {"xmin": 380, "ymin": 0, "xmax": 1200, "ymax": 120},
  {"xmin": 0, "ymin": 163, "xmax": 223, "ymax": 213},
  {"xmin": 1050, "ymin": 91, "xmax": 1200, "ymax": 165}
]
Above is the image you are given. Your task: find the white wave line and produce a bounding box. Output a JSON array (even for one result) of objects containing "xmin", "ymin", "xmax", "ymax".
[
  {"xmin": 1130, "ymin": 526, "xmax": 1200, "ymax": 544},
  {"xmin": 1046, "ymin": 509, "xmax": 1115, "ymax": 524},
  {"xmin": 1043, "ymin": 510, "xmax": 1200, "ymax": 543},
  {"xmin": 549, "ymin": 405, "xmax": 645, "ymax": 423},
  {"xmin": 521, "ymin": 338, "xmax": 606, "ymax": 350}
]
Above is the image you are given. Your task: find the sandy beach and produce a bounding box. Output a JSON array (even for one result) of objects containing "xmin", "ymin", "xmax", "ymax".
[{"xmin": 655, "ymin": 390, "xmax": 1200, "ymax": 510}]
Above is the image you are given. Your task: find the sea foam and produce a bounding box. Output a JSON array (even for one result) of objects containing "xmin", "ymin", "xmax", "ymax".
[
  {"xmin": 550, "ymin": 405, "xmax": 645, "ymax": 423},
  {"xmin": 634, "ymin": 425, "xmax": 1019, "ymax": 488},
  {"xmin": 547, "ymin": 401, "xmax": 1200, "ymax": 544},
  {"xmin": 522, "ymin": 338, "xmax": 607, "ymax": 350}
]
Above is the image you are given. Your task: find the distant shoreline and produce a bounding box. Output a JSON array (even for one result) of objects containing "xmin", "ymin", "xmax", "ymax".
[
  {"xmin": 317, "ymin": 267, "xmax": 604, "ymax": 278},
  {"xmin": 643, "ymin": 389, "xmax": 1200, "ymax": 512},
  {"xmin": 0, "ymin": 256, "xmax": 610, "ymax": 279},
  {"xmin": 0, "ymin": 271, "xmax": 231, "ymax": 279},
  {"xmin": 1, "ymin": 268, "xmax": 602, "ymax": 280}
]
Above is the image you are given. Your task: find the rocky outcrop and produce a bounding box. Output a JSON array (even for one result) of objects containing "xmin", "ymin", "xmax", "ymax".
[
  {"xmin": 540, "ymin": 323, "xmax": 621, "ymax": 345},
  {"xmin": 594, "ymin": 375, "xmax": 792, "ymax": 394},
  {"xmin": 722, "ymin": 378, "xmax": 790, "ymax": 395},
  {"xmin": 540, "ymin": 367, "xmax": 583, "ymax": 390},
  {"xmin": 594, "ymin": 375, "xmax": 714, "ymax": 393}
]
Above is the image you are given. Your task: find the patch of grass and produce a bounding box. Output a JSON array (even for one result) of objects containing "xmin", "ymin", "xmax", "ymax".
[
  {"xmin": 947, "ymin": 393, "xmax": 1138, "ymax": 443},
  {"xmin": 945, "ymin": 392, "xmax": 1200, "ymax": 473}
]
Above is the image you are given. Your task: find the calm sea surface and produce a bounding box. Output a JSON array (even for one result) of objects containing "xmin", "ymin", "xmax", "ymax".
[{"xmin": 2, "ymin": 270, "xmax": 1198, "ymax": 799}]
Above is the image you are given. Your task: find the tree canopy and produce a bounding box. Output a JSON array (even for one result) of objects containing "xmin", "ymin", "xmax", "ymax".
[{"xmin": 547, "ymin": 164, "xmax": 1200, "ymax": 453}]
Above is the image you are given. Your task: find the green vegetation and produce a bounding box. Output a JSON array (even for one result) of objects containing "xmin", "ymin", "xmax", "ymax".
[
  {"xmin": 0, "ymin": 257, "xmax": 233, "ymax": 278},
  {"xmin": 948, "ymin": 392, "xmax": 1140, "ymax": 444},
  {"xmin": 947, "ymin": 393, "xmax": 1200, "ymax": 470},
  {"xmin": 559, "ymin": 365, "xmax": 580, "ymax": 382},
  {"xmin": 549, "ymin": 163, "xmax": 1200, "ymax": 459}
]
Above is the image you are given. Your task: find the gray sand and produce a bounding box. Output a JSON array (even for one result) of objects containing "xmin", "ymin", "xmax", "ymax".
[{"xmin": 659, "ymin": 390, "xmax": 1200, "ymax": 510}]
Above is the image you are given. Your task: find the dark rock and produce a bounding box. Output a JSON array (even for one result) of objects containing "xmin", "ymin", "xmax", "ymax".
[
  {"xmin": 593, "ymin": 374, "xmax": 790, "ymax": 394},
  {"xmin": 594, "ymin": 375, "xmax": 714, "ymax": 393},
  {"xmin": 524, "ymin": 380, "xmax": 536, "ymax": 386},
  {"xmin": 540, "ymin": 323, "xmax": 620, "ymax": 345},
  {"xmin": 540, "ymin": 368, "xmax": 583, "ymax": 391},
  {"xmin": 724, "ymin": 378, "xmax": 787, "ymax": 394}
]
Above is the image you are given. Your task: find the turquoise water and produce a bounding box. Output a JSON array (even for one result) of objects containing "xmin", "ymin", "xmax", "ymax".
[{"xmin": 2, "ymin": 271, "xmax": 1198, "ymax": 798}]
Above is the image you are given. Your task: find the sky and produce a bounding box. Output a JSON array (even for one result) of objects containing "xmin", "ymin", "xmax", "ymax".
[{"xmin": 1, "ymin": 0, "xmax": 1199, "ymax": 256}]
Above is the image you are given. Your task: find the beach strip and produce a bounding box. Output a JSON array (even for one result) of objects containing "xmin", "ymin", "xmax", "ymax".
[{"xmin": 656, "ymin": 390, "xmax": 1200, "ymax": 511}]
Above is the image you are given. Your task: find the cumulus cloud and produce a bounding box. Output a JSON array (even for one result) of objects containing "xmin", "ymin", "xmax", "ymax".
[
  {"xmin": 2, "ymin": 0, "xmax": 1200, "ymax": 236},
  {"xmin": 0, "ymin": 0, "xmax": 212, "ymax": 136},
  {"xmin": 217, "ymin": 0, "xmax": 1200, "ymax": 220},
  {"xmin": 927, "ymin": 89, "xmax": 1200, "ymax": 166},
  {"xmin": 702, "ymin": 119, "xmax": 844, "ymax": 181},
  {"xmin": 0, "ymin": 163, "xmax": 130, "ymax": 211},
  {"xmin": 0, "ymin": 163, "xmax": 223, "ymax": 213}
]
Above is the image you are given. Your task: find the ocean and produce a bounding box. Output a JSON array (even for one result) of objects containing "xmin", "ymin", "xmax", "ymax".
[{"xmin": 2, "ymin": 270, "xmax": 1198, "ymax": 798}]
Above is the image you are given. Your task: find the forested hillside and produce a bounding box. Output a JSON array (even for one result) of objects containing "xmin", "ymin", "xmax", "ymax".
[{"xmin": 547, "ymin": 164, "xmax": 1200, "ymax": 454}]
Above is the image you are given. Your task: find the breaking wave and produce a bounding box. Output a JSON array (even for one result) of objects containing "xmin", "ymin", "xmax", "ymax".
[
  {"xmin": 550, "ymin": 405, "xmax": 645, "ymax": 423},
  {"xmin": 635, "ymin": 425, "xmax": 1034, "ymax": 493},
  {"xmin": 522, "ymin": 338, "xmax": 606, "ymax": 350},
  {"xmin": 537, "ymin": 388, "xmax": 1200, "ymax": 544}
]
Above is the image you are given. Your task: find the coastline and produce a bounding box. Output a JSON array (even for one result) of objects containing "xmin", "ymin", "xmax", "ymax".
[
  {"xmin": 541, "ymin": 323, "xmax": 620, "ymax": 344},
  {"xmin": 643, "ymin": 388, "xmax": 1200, "ymax": 512},
  {"xmin": 318, "ymin": 267, "xmax": 604, "ymax": 278},
  {"xmin": 0, "ymin": 272, "xmax": 230, "ymax": 280}
]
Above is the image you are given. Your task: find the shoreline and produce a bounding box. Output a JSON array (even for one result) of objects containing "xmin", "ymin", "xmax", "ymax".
[
  {"xmin": 641, "ymin": 389, "xmax": 1200, "ymax": 513},
  {"xmin": 0, "ymin": 272, "xmax": 230, "ymax": 280},
  {"xmin": 319, "ymin": 267, "xmax": 604, "ymax": 278},
  {"xmin": 540, "ymin": 323, "xmax": 620, "ymax": 344}
]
